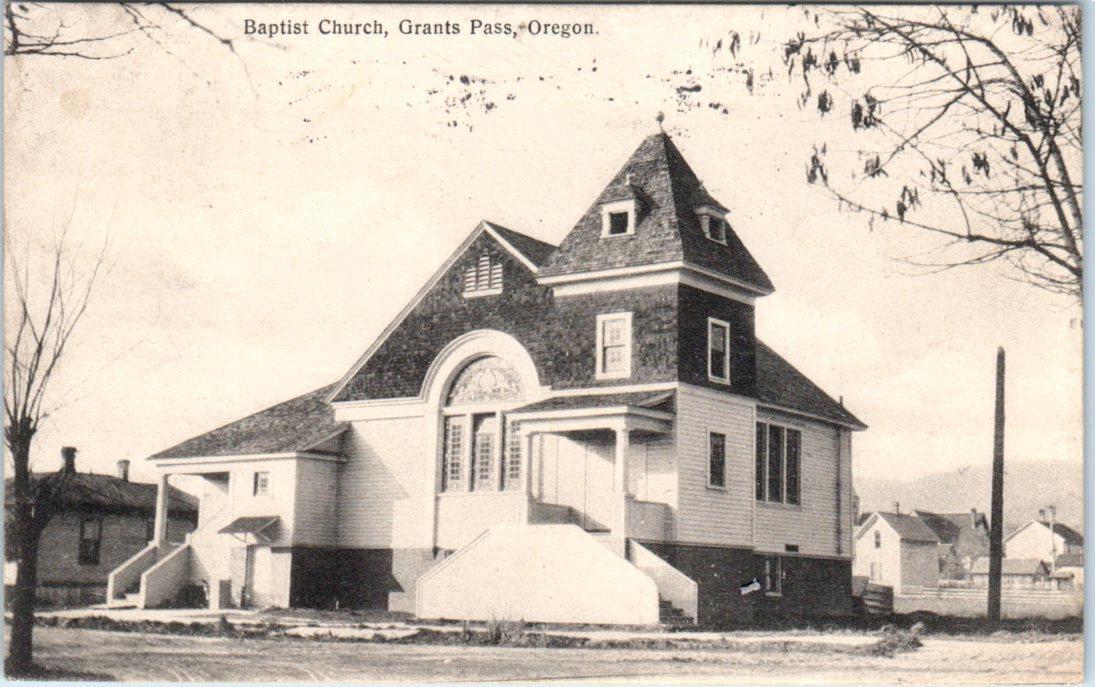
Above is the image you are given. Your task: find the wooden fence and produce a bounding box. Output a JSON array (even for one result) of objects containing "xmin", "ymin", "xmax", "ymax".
[{"xmin": 895, "ymin": 586, "xmax": 1082, "ymax": 619}]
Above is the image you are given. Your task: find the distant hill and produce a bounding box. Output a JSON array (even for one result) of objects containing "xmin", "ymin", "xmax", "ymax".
[{"xmin": 854, "ymin": 460, "xmax": 1083, "ymax": 536}]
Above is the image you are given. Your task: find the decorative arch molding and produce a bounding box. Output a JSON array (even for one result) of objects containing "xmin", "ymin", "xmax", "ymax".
[{"xmin": 421, "ymin": 329, "xmax": 546, "ymax": 409}]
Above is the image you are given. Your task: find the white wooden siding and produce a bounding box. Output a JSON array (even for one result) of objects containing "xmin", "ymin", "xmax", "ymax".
[
  {"xmin": 674, "ymin": 384, "xmax": 755, "ymax": 546},
  {"xmin": 292, "ymin": 458, "xmax": 340, "ymax": 547},
  {"xmin": 753, "ymin": 407, "xmax": 849, "ymax": 558},
  {"xmin": 338, "ymin": 416, "xmax": 429, "ymax": 548},
  {"xmin": 852, "ymin": 518, "xmax": 903, "ymax": 587}
]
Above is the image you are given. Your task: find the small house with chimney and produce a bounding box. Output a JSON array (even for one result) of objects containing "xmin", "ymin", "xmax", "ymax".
[
  {"xmin": 107, "ymin": 132, "xmax": 865, "ymax": 625},
  {"xmin": 4, "ymin": 448, "xmax": 198, "ymax": 606},
  {"xmin": 852, "ymin": 511, "xmax": 940, "ymax": 591},
  {"xmin": 912, "ymin": 509, "xmax": 991, "ymax": 579},
  {"xmin": 1005, "ymin": 517, "xmax": 1083, "ymax": 566}
]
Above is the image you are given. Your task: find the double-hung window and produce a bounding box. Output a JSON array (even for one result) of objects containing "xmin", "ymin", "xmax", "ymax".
[
  {"xmin": 78, "ymin": 517, "xmax": 102, "ymax": 565},
  {"xmin": 253, "ymin": 471, "xmax": 270, "ymax": 496},
  {"xmin": 755, "ymin": 422, "xmax": 802, "ymax": 505},
  {"xmin": 708, "ymin": 318, "xmax": 730, "ymax": 383},
  {"xmin": 708, "ymin": 432, "xmax": 726, "ymax": 489},
  {"xmin": 596, "ymin": 312, "xmax": 632, "ymax": 379}
]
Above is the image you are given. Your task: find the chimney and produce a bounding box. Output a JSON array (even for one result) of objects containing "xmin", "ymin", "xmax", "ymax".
[
  {"xmin": 893, "ymin": 501, "xmax": 900, "ymax": 515},
  {"xmin": 61, "ymin": 446, "xmax": 77, "ymax": 474},
  {"xmin": 971, "ymin": 508, "xmax": 978, "ymax": 526},
  {"xmin": 1039, "ymin": 508, "xmax": 1046, "ymax": 522},
  {"xmin": 116, "ymin": 460, "xmax": 130, "ymax": 482}
]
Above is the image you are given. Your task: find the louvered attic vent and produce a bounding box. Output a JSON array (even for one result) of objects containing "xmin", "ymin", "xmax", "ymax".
[{"xmin": 464, "ymin": 254, "xmax": 503, "ymax": 297}]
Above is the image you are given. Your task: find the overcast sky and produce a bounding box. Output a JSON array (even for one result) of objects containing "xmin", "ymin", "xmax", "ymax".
[{"xmin": 4, "ymin": 4, "xmax": 1081, "ymax": 488}]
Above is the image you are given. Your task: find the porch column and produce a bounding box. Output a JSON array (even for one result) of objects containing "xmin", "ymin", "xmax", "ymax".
[
  {"xmin": 152, "ymin": 473, "xmax": 170, "ymax": 547},
  {"xmin": 614, "ymin": 426, "xmax": 630, "ymax": 494},
  {"xmin": 613, "ymin": 425, "xmax": 631, "ymax": 538}
]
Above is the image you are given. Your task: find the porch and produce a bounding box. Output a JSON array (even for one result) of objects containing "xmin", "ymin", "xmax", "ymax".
[{"xmin": 432, "ymin": 391, "xmax": 676, "ymax": 551}]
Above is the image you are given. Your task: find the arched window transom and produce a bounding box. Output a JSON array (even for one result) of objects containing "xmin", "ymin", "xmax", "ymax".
[{"xmin": 445, "ymin": 356, "xmax": 523, "ymax": 406}]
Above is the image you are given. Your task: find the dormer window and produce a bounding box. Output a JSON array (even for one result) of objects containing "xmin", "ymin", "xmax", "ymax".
[
  {"xmin": 464, "ymin": 254, "xmax": 503, "ymax": 297},
  {"xmin": 697, "ymin": 209, "xmax": 729, "ymax": 245},
  {"xmin": 601, "ymin": 199, "xmax": 637, "ymax": 237}
]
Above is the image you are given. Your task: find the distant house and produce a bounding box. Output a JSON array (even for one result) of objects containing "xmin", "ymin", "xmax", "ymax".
[
  {"xmin": 853, "ymin": 512, "xmax": 940, "ymax": 590},
  {"xmin": 969, "ymin": 557, "xmax": 1051, "ymax": 590},
  {"xmin": 4, "ymin": 449, "xmax": 198, "ymax": 606},
  {"xmin": 1005, "ymin": 519, "xmax": 1083, "ymax": 565},
  {"xmin": 1054, "ymin": 552, "xmax": 1084, "ymax": 590},
  {"xmin": 912, "ymin": 509, "xmax": 991, "ymax": 579}
]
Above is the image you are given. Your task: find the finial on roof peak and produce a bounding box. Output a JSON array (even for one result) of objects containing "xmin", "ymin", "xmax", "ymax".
[{"xmin": 656, "ymin": 111, "xmax": 665, "ymax": 131}]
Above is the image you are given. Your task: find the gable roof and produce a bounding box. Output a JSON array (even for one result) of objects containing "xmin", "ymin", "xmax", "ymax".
[
  {"xmin": 755, "ymin": 340, "xmax": 865, "ymax": 429},
  {"xmin": 1055, "ymin": 552, "xmax": 1083, "ymax": 568},
  {"xmin": 152, "ymin": 385, "xmax": 345, "ymax": 460},
  {"xmin": 327, "ymin": 221, "xmax": 554, "ymax": 404},
  {"xmin": 861, "ymin": 511, "xmax": 940, "ymax": 544},
  {"xmin": 483, "ymin": 221, "xmax": 557, "ymax": 269},
  {"xmin": 1006, "ymin": 519, "xmax": 1084, "ymax": 545},
  {"xmin": 536, "ymin": 133, "xmax": 774, "ymax": 294},
  {"xmin": 971, "ymin": 557, "xmax": 1049, "ymax": 576},
  {"xmin": 4, "ymin": 473, "xmax": 196, "ymax": 515},
  {"xmin": 913, "ymin": 510, "xmax": 989, "ymax": 544}
]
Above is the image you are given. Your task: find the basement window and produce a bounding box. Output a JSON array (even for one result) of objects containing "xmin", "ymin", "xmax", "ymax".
[{"xmin": 764, "ymin": 556, "xmax": 783, "ymax": 596}]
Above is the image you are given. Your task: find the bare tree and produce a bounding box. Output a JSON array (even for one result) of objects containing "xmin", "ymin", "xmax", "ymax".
[
  {"xmin": 757, "ymin": 6, "xmax": 1081, "ymax": 300},
  {"xmin": 4, "ymin": 228, "xmax": 104, "ymax": 675},
  {"xmin": 5, "ymin": 3, "xmax": 239, "ymax": 65}
]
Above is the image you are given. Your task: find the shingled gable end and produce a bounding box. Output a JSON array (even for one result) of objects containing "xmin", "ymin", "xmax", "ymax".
[{"xmin": 127, "ymin": 132, "xmax": 864, "ymax": 625}]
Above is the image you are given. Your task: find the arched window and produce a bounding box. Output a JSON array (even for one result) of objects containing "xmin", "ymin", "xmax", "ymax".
[{"xmin": 441, "ymin": 357, "xmax": 526, "ymax": 493}]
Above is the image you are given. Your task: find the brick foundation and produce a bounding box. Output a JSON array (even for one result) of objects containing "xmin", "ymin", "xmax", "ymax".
[
  {"xmin": 287, "ymin": 547, "xmax": 439, "ymax": 611},
  {"xmin": 642, "ymin": 542, "xmax": 852, "ymax": 626}
]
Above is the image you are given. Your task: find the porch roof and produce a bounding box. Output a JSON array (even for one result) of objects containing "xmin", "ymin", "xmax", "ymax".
[
  {"xmin": 218, "ymin": 515, "xmax": 280, "ymax": 536},
  {"xmin": 152, "ymin": 385, "xmax": 347, "ymax": 461},
  {"xmin": 510, "ymin": 391, "xmax": 675, "ymax": 415}
]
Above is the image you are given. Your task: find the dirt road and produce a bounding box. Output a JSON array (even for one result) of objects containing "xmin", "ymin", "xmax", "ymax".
[{"xmin": 24, "ymin": 626, "xmax": 1083, "ymax": 683}]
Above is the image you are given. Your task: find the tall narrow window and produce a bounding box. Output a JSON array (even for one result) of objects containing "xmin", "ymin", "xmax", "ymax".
[
  {"xmin": 708, "ymin": 318, "xmax": 730, "ymax": 383},
  {"xmin": 756, "ymin": 422, "xmax": 803, "ymax": 504},
  {"xmin": 78, "ymin": 517, "xmax": 102, "ymax": 565},
  {"xmin": 502, "ymin": 421, "xmax": 523, "ymax": 491},
  {"xmin": 755, "ymin": 423, "xmax": 767, "ymax": 500},
  {"xmin": 596, "ymin": 313, "xmax": 632, "ymax": 379},
  {"xmin": 470, "ymin": 414, "xmax": 497, "ymax": 491},
  {"xmin": 442, "ymin": 416, "xmax": 465, "ymax": 492},
  {"xmin": 785, "ymin": 429, "xmax": 801, "ymax": 505},
  {"xmin": 767, "ymin": 424, "xmax": 785, "ymax": 503},
  {"xmin": 874, "ymin": 530, "xmax": 882, "ymax": 549},
  {"xmin": 708, "ymin": 432, "xmax": 726, "ymax": 488}
]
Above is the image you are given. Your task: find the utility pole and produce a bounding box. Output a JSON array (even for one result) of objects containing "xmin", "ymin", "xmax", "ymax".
[
  {"xmin": 1048, "ymin": 505, "xmax": 1057, "ymax": 573},
  {"xmin": 988, "ymin": 348, "xmax": 1006, "ymax": 621}
]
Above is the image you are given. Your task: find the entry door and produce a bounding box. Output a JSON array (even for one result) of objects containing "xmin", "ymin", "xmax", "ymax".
[{"xmin": 229, "ymin": 544, "xmax": 255, "ymax": 607}]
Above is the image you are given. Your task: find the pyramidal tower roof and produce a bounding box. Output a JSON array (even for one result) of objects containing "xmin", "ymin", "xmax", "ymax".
[{"xmin": 537, "ymin": 132, "xmax": 774, "ymax": 294}]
